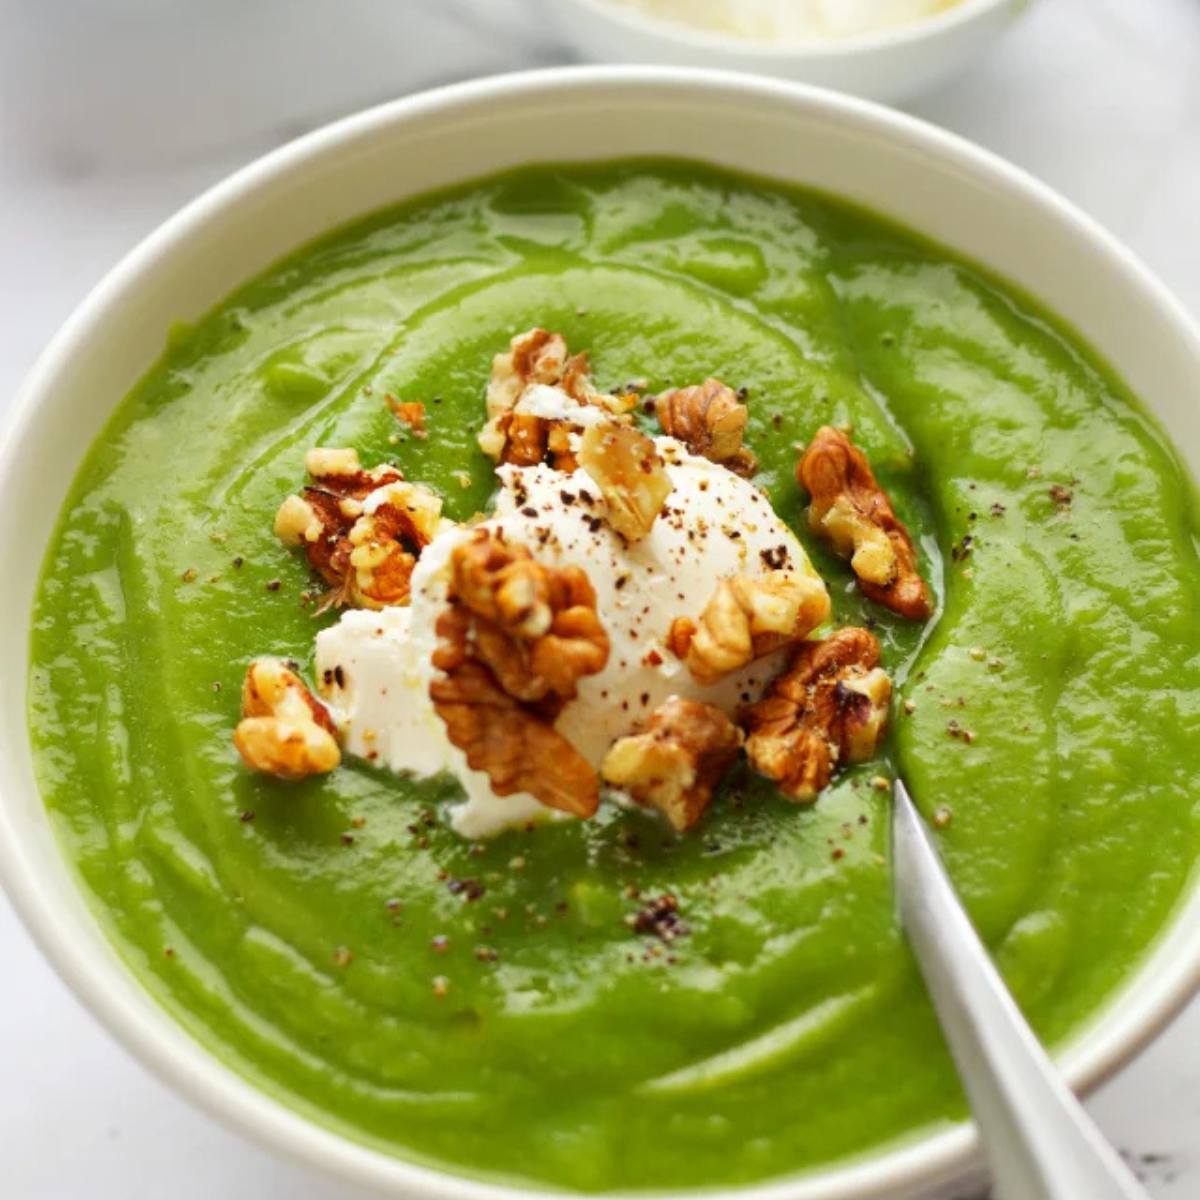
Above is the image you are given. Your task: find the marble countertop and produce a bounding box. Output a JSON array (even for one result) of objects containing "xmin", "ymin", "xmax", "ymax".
[{"xmin": 1, "ymin": 0, "xmax": 1197, "ymax": 1195}]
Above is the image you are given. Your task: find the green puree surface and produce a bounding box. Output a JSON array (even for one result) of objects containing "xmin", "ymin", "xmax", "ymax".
[{"xmin": 29, "ymin": 161, "xmax": 1200, "ymax": 1191}]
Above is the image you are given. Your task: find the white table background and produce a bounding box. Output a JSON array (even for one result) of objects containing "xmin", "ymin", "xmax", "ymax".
[{"xmin": 1, "ymin": 0, "xmax": 1197, "ymax": 1195}]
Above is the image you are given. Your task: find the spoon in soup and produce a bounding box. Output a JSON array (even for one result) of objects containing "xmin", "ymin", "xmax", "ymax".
[{"xmin": 890, "ymin": 778, "xmax": 1152, "ymax": 1200}]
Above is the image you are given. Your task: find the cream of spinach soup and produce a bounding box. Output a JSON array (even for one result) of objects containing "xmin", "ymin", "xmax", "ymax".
[{"xmin": 30, "ymin": 162, "xmax": 1200, "ymax": 1192}]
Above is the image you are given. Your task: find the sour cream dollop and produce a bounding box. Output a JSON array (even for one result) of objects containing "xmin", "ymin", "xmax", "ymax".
[{"xmin": 315, "ymin": 432, "xmax": 824, "ymax": 837}]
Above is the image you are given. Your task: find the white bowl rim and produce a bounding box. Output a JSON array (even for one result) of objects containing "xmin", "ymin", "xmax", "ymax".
[
  {"xmin": 556, "ymin": 0, "xmax": 1015, "ymax": 58},
  {"xmin": 2, "ymin": 63, "xmax": 1199, "ymax": 1200}
]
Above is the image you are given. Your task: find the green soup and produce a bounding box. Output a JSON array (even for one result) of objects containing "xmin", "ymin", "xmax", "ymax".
[{"xmin": 29, "ymin": 161, "xmax": 1200, "ymax": 1191}]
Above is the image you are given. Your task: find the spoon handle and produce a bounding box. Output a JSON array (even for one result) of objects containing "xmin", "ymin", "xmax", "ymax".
[{"xmin": 890, "ymin": 779, "xmax": 1150, "ymax": 1200}]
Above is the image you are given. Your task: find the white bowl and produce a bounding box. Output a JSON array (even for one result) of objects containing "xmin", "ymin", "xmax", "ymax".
[
  {"xmin": 545, "ymin": 0, "xmax": 1027, "ymax": 103},
  {"xmin": 2, "ymin": 66, "xmax": 1198, "ymax": 1200}
]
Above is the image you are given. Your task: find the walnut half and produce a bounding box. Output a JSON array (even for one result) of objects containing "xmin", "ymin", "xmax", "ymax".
[
  {"xmin": 655, "ymin": 379, "xmax": 757, "ymax": 476},
  {"xmin": 234, "ymin": 658, "xmax": 340, "ymax": 780},
  {"xmin": 668, "ymin": 570, "xmax": 831, "ymax": 685},
  {"xmin": 798, "ymin": 426, "xmax": 932, "ymax": 621},
  {"xmin": 578, "ymin": 422, "xmax": 673, "ymax": 541},
  {"xmin": 741, "ymin": 627, "xmax": 891, "ymax": 802},
  {"xmin": 431, "ymin": 616, "xmax": 600, "ymax": 818},
  {"xmin": 430, "ymin": 531, "xmax": 610, "ymax": 818},
  {"xmin": 449, "ymin": 530, "xmax": 609, "ymax": 708},
  {"xmin": 601, "ymin": 697, "xmax": 742, "ymax": 831}
]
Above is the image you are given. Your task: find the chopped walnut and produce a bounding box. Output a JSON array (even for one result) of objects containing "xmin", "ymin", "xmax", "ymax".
[
  {"xmin": 601, "ymin": 697, "xmax": 741, "ymax": 831},
  {"xmin": 304, "ymin": 447, "xmax": 403, "ymax": 498},
  {"xmin": 741, "ymin": 627, "xmax": 891, "ymax": 802},
  {"xmin": 669, "ymin": 570, "xmax": 831, "ymax": 685},
  {"xmin": 234, "ymin": 657, "xmax": 340, "ymax": 780},
  {"xmin": 274, "ymin": 448, "xmax": 407, "ymax": 601},
  {"xmin": 449, "ymin": 530, "xmax": 609, "ymax": 706},
  {"xmin": 578, "ymin": 422, "xmax": 673, "ymax": 541},
  {"xmin": 497, "ymin": 411, "xmax": 550, "ymax": 467},
  {"xmin": 275, "ymin": 446, "xmax": 444, "ymax": 610},
  {"xmin": 346, "ymin": 481, "xmax": 446, "ymax": 609},
  {"xmin": 478, "ymin": 328, "xmax": 636, "ymax": 469},
  {"xmin": 274, "ymin": 493, "xmax": 325, "ymax": 546},
  {"xmin": 544, "ymin": 422, "xmax": 579, "ymax": 474},
  {"xmin": 387, "ymin": 396, "xmax": 427, "ymax": 438},
  {"xmin": 281, "ymin": 487, "xmax": 358, "ymax": 595},
  {"xmin": 486, "ymin": 328, "xmax": 571, "ymax": 420},
  {"xmin": 798, "ymin": 427, "xmax": 932, "ymax": 620},
  {"xmin": 655, "ymin": 378, "xmax": 757, "ymax": 476},
  {"xmin": 430, "ymin": 538, "xmax": 610, "ymax": 818}
]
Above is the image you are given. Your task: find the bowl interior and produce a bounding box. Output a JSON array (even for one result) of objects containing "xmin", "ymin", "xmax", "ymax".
[{"xmin": 2, "ymin": 67, "xmax": 1198, "ymax": 1200}]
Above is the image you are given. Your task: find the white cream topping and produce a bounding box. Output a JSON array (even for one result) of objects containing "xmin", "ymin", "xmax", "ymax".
[
  {"xmin": 316, "ymin": 425, "xmax": 825, "ymax": 838},
  {"xmin": 610, "ymin": 0, "xmax": 959, "ymax": 42},
  {"xmin": 513, "ymin": 383, "xmax": 611, "ymax": 427},
  {"xmin": 314, "ymin": 607, "xmax": 451, "ymax": 777}
]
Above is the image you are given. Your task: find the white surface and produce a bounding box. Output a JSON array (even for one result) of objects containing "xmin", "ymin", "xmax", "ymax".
[{"xmin": 0, "ymin": 1, "xmax": 1197, "ymax": 1197}]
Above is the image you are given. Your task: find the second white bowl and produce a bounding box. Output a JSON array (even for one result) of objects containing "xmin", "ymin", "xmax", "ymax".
[{"xmin": 545, "ymin": 0, "xmax": 1028, "ymax": 102}]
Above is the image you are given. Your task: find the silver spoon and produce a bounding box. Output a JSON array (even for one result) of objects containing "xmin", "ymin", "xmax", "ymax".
[{"xmin": 891, "ymin": 778, "xmax": 1151, "ymax": 1200}]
